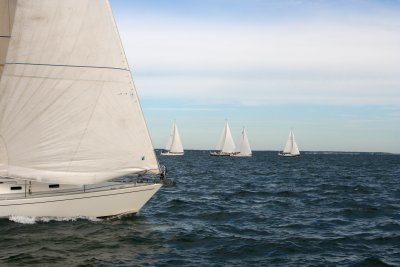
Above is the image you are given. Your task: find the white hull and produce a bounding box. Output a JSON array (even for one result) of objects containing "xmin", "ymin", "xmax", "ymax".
[
  {"xmin": 0, "ymin": 182, "xmax": 162, "ymax": 218},
  {"xmin": 231, "ymin": 153, "xmax": 252, "ymax": 157},
  {"xmin": 210, "ymin": 151, "xmax": 234, "ymax": 156},
  {"xmin": 278, "ymin": 152, "xmax": 300, "ymax": 157},
  {"xmin": 160, "ymin": 151, "xmax": 184, "ymax": 156}
]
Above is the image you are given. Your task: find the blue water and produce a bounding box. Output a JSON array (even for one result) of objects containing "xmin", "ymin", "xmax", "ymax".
[{"xmin": 0, "ymin": 151, "xmax": 399, "ymax": 266}]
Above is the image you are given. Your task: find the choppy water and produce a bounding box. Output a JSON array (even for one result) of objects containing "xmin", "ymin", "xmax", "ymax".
[{"xmin": 0, "ymin": 151, "xmax": 399, "ymax": 266}]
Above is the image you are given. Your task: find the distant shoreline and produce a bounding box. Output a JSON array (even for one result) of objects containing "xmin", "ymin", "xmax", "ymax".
[{"xmin": 154, "ymin": 149, "xmax": 397, "ymax": 155}]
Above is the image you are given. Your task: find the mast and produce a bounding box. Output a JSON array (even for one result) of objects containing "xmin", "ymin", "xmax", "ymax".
[{"xmin": 0, "ymin": 0, "xmax": 159, "ymax": 185}]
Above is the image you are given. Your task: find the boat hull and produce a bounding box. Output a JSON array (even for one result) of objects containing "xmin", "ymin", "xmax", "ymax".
[
  {"xmin": 231, "ymin": 153, "xmax": 252, "ymax": 157},
  {"xmin": 278, "ymin": 152, "xmax": 300, "ymax": 157},
  {"xmin": 210, "ymin": 151, "xmax": 234, "ymax": 156},
  {"xmin": 160, "ymin": 151, "xmax": 184, "ymax": 156},
  {"xmin": 0, "ymin": 183, "xmax": 162, "ymax": 218}
]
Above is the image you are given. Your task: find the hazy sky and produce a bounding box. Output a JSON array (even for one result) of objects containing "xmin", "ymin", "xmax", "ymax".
[{"xmin": 110, "ymin": 0, "xmax": 400, "ymax": 153}]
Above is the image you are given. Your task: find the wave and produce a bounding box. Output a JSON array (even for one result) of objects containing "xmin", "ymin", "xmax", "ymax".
[
  {"xmin": 353, "ymin": 256, "xmax": 394, "ymax": 266},
  {"xmin": 8, "ymin": 215, "xmax": 101, "ymax": 224}
]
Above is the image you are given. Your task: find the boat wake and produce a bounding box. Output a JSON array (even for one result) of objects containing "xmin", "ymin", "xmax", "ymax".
[{"xmin": 8, "ymin": 215, "xmax": 101, "ymax": 224}]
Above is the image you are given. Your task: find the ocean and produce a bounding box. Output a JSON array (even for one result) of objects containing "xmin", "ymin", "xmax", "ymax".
[{"xmin": 0, "ymin": 150, "xmax": 399, "ymax": 266}]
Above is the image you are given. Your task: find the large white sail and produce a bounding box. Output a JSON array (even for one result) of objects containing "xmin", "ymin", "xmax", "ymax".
[
  {"xmin": 165, "ymin": 122, "xmax": 183, "ymax": 153},
  {"xmin": 215, "ymin": 121, "xmax": 236, "ymax": 153},
  {"xmin": 0, "ymin": 0, "xmax": 16, "ymax": 79},
  {"xmin": 0, "ymin": 0, "xmax": 159, "ymax": 185},
  {"xmin": 236, "ymin": 127, "xmax": 252, "ymax": 156}
]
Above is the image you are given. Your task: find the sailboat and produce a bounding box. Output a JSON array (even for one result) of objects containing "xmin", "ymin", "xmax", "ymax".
[
  {"xmin": 0, "ymin": 0, "xmax": 163, "ymax": 218},
  {"xmin": 278, "ymin": 129, "xmax": 300, "ymax": 157},
  {"xmin": 210, "ymin": 120, "xmax": 236, "ymax": 156},
  {"xmin": 161, "ymin": 121, "xmax": 184, "ymax": 156},
  {"xmin": 232, "ymin": 127, "xmax": 252, "ymax": 157}
]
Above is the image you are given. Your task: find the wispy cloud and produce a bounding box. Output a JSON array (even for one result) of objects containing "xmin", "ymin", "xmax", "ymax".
[{"xmin": 116, "ymin": 15, "xmax": 400, "ymax": 106}]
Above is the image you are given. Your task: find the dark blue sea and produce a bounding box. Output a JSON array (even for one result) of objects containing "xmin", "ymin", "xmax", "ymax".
[{"xmin": 0, "ymin": 151, "xmax": 399, "ymax": 266}]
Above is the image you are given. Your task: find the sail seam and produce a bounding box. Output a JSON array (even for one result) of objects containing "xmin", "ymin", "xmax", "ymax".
[{"xmin": 5, "ymin": 62, "xmax": 129, "ymax": 71}]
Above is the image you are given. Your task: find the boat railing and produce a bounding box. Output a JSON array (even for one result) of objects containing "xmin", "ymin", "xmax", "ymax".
[{"xmin": 0, "ymin": 179, "xmax": 160, "ymax": 200}]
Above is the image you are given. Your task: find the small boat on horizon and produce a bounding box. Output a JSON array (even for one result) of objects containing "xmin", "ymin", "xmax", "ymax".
[
  {"xmin": 210, "ymin": 120, "xmax": 236, "ymax": 156},
  {"xmin": 161, "ymin": 121, "xmax": 184, "ymax": 156},
  {"xmin": 231, "ymin": 127, "xmax": 252, "ymax": 157},
  {"xmin": 278, "ymin": 129, "xmax": 300, "ymax": 157}
]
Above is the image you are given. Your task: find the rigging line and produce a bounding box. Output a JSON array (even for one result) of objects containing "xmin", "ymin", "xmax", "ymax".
[
  {"xmin": 5, "ymin": 62, "xmax": 130, "ymax": 72},
  {"xmin": 0, "ymin": 36, "xmax": 11, "ymax": 38}
]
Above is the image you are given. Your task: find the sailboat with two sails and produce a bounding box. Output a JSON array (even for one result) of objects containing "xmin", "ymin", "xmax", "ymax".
[
  {"xmin": 210, "ymin": 121, "xmax": 236, "ymax": 156},
  {"xmin": 0, "ymin": 0, "xmax": 163, "ymax": 218},
  {"xmin": 210, "ymin": 121, "xmax": 252, "ymax": 157},
  {"xmin": 161, "ymin": 121, "xmax": 184, "ymax": 156},
  {"xmin": 278, "ymin": 129, "xmax": 300, "ymax": 157}
]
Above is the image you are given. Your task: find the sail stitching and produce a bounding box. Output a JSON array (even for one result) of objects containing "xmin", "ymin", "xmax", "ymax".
[{"xmin": 6, "ymin": 62, "xmax": 129, "ymax": 71}]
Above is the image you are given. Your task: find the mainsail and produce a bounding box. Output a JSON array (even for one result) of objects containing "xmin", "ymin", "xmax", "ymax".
[
  {"xmin": 0, "ymin": 0, "xmax": 159, "ymax": 185},
  {"xmin": 165, "ymin": 122, "xmax": 183, "ymax": 153},
  {"xmin": 236, "ymin": 127, "xmax": 252, "ymax": 156},
  {"xmin": 215, "ymin": 121, "xmax": 236, "ymax": 153}
]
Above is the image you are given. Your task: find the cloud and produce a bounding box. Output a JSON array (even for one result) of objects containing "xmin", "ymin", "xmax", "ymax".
[
  {"xmin": 124, "ymin": 22, "xmax": 400, "ymax": 71},
  {"xmin": 115, "ymin": 6, "xmax": 400, "ymax": 106},
  {"xmin": 135, "ymin": 75, "xmax": 400, "ymax": 106}
]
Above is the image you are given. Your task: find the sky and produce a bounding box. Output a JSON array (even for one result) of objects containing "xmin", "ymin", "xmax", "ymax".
[{"xmin": 110, "ymin": 0, "xmax": 400, "ymax": 153}]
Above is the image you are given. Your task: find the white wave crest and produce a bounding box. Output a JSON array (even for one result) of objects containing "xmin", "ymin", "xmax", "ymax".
[
  {"xmin": 9, "ymin": 215, "xmax": 37, "ymax": 224},
  {"xmin": 9, "ymin": 215, "xmax": 101, "ymax": 224}
]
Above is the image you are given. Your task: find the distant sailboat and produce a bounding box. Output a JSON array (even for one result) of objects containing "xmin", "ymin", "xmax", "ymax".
[
  {"xmin": 161, "ymin": 121, "xmax": 184, "ymax": 156},
  {"xmin": 278, "ymin": 129, "xmax": 300, "ymax": 157},
  {"xmin": 210, "ymin": 120, "xmax": 236, "ymax": 156},
  {"xmin": 232, "ymin": 127, "xmax": 252, "ymax": 157}
]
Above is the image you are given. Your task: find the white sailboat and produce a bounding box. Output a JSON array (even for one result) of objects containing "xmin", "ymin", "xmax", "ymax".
[
  {"xmin": 210, "ymin": 120, "xmax": 236, "ymax": 156},
  {"xmin": 278, "ymin": 129, "xmax": 300, "ymax": 157},
  {"xmin": 161, "ymin": 121, "xmax": 184, "ymax": 156},
  {"xmin": 232, "ymin": 127, "xmax": 252, "ymax": 157},
  {"xmin": 0, "ymin": 0, "xmax": 162, "ymax": 218}
]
